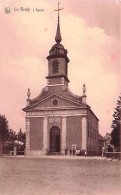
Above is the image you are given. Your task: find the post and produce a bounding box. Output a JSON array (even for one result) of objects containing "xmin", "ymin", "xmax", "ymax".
[{"xmin": 14, "ymin": 147, "xmax": 17, "ymax": 156}]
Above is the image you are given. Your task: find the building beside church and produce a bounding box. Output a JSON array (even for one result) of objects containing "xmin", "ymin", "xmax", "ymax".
[
  {"xmin": 98, "ymin": 134, "xmax": 106, "ymax": 155},
  {"xmin": 23, "ymin": 9, "xmax": 99, "ymax": 156}
]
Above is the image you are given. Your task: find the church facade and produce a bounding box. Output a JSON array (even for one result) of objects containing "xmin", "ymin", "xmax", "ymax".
[{"xmin": 23, "ymin": 12, "xmax": 99, "ymax": 156}]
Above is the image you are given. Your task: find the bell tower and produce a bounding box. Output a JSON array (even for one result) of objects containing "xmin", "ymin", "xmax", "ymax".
[{"xmin": 46, "ymin": 2, "xmax": 70, "ymax": 87}]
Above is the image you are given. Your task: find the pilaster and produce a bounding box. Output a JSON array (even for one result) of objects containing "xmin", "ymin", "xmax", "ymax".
[
  {"xmin": 82, "ymin": 117, "xmax": 87, "ymax": 150},
  {"xmin": 61, "ymin": 117, "xmax": 67, "ymax": 154},
  {"xmin": 43, "ymin": 117, "xmax": 48, "ymax": 154},
  {"xmin": 25, "ymin": 118, "xmax": 30, "ymax": 155}
]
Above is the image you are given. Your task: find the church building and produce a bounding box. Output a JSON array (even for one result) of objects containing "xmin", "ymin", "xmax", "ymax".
[{"xmin": 23, "ymin": 5, "xmax": 99, "ymax": 156}]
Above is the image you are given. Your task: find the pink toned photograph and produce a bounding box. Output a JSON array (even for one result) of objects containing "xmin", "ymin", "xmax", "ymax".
[{"xmin": 0, "ymin": 0, "xmax": 121, "ymax": 195}]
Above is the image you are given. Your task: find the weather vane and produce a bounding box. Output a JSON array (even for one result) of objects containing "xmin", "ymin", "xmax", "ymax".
[{"xmin": 54, "ymin": 1, "xmax": 64, "ymax": 22}]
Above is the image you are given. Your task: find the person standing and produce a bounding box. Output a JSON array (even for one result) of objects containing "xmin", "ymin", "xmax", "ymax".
[
  {"xmin": 85, "ymin": 150, "xmax": 87, "ymax": 156},
  {"xmin": 73, "ymin": 148, "xmax": 75, "ymax": 156},
  {"xmin": 65, "ymin": 147, "xmax": 67, "ymax": 155},
  {"xmin": 70, "ymin": 149, "xmax": 72, "ymax": 156},
  {"xmin": 102, "ymin": 146, "xmax": 105, "ymax": 157}
]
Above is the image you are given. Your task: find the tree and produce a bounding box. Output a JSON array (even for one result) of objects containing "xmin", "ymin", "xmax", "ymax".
[
  {"xmin": 111, "ymin": 96, "xmax": 121, "ymax": 151},
  {"xmin": 0, "ymin": 115, "xmax": 9, "ymax": 141},
  {"xmin": 17, "ymin": 129, "xmax": 26, "ymax": 144},
  {"xmin": 15, "ymin": 129, "xmax": 26, "ymax": 151},
  {"xmin": 8, "ymin": 129, "xmax": 17, "ymax": 142}
]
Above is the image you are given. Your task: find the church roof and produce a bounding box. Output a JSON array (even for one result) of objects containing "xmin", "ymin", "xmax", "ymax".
[
  {"xmin": 26, "ymin": 87, "xmax": 83, "ymax": 106},
  {"xmin": 22, "ymin": 85, "xmax": 90, "ymax": 112},
  {"xmin": 23, "ymin": 92, "xmax": 87, "ymax": 112},
  {"xmin": 98, "ymin": 134, "xmax": 106, "ymax": 141}
]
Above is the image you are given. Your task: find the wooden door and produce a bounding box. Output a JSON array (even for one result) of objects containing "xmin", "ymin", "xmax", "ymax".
[{"xmin": 50, "ymin": 126, "xmax": 60, "ymax": 153}]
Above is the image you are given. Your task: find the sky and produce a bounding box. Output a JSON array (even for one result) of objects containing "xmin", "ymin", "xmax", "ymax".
[{"xmin": 0, "ymin": 0, "xmax": 120, "ymax": 136}]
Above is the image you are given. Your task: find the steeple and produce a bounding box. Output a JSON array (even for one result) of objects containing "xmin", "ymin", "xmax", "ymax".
[
  {"xmin": 55, "ymin": 21, "xmax": 62, "ymax": 43},
  {"xmin": 54, "ymin": 1, "xmax": 63, "ymax": 43},
  {"xmin": 46, "ymin": 2, "xmax": 70, "ymax": 87}
]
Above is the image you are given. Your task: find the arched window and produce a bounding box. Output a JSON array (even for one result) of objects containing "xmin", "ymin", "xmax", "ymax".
[{"xmin": 53, "ymin": 60, "xmax": 59, "ymax": 73}]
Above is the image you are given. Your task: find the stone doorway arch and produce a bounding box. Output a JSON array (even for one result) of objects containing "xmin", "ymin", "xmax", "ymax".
[{"xmin": 50, "ymin": 126, "xmax": 60, "ymax": 153}]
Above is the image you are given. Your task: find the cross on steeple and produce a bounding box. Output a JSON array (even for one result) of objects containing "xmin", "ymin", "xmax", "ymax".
[
  {"xmin": 54, "ymin": 1, "xmax": 64, "ymax": 22},
  {"xmin": 54, "ymin": 1, "xmax": 64, "ymax": 43}
]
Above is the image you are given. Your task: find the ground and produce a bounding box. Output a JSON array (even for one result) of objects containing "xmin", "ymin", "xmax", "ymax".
[{"xmin": 0, "ymin": 156, "xmax": 121, "ymax": 195}]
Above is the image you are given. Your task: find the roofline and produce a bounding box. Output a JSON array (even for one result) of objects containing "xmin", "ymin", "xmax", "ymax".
[
  {"xmin": 22, "ymin": 93, "xmax": 85, "ymax": 112},
  {"xmin": 46, "ymin": 74, "xmax": 70, "ymax": 82},
  {"xmin": 98, "ymin": 133, "xmax": 106, "ymax": 141},
  {"xmin": 87, "ymin": 107, "xmax": 99, "ymax": 121},
  {"xmin": 47, "ymin": 53, "xmax": 70, "ymax": 63},
  {"xmin": 23, "ymin": 106, "xmax": 89, "ymax": 112}
]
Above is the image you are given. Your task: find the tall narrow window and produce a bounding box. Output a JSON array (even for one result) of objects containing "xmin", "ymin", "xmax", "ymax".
[{"xmin": 53, "ymin": 60, "xmax": 58, "ymax": 73}]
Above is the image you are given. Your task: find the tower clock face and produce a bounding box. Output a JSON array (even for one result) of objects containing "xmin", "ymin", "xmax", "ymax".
[{"xmin": 53, "ymin": 47, "xmax": 59, "ymax": 53}]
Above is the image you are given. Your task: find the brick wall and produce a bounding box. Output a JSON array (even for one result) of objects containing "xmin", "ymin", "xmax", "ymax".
[
  {"xmin": 87, "ymin": 110, "xmax": 99, "ymax": 155},
  {"xmin": 30, "ymin": 117, "xmax": 43, "ymax": 150},
  {"xmin": 66, "ymin": 116, "xmax": 82, "ymax": 150}
]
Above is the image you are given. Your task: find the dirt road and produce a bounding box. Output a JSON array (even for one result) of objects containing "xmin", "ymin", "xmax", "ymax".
[{"xmin": 0, "ymin": 157, "xmax": 121, "ymax": 195}]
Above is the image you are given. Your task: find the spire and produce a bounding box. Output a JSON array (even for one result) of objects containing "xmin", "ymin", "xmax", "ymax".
[
  {"xmin": 55, "ymin": 21, "xmax": 62, "ymax": 43},
  {"xmin": 54, "ymin": 1, "xmax": 64, "ymax": 43}
]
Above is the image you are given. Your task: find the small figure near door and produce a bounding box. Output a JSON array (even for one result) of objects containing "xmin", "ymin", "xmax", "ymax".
[
  {"xmin": 73, "ymin": 148, "xmax": 76, "ymax": 156},
  {"xmin": 65, "ymin": 146, "xmax": 68, "ymax": 155},
  {"xmin": 70, "ymin": 149, "xmax": 72, "ymax": 156},
  {"xmin": 102, "ymin": 146, "xmax": 105, "ymax": 157}
]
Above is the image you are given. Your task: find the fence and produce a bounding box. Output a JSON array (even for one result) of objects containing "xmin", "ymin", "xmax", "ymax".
[{"xmin": 105, "ymin": 152, "xmax": 121, "ymax": 160}]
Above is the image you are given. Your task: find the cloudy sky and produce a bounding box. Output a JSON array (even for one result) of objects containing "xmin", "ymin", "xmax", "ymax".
[{"xmin": 0, "ymin": 0, "xmax": 120, "ymax": 136}]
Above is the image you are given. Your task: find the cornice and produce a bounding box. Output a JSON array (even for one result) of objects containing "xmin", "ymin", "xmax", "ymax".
[{"xmin": 46, "ymin": 53, "xmax": 69, "ymax": 63}]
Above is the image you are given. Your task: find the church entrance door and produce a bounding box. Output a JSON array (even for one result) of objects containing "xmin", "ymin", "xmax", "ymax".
[{"xmin": 50, "ymin": 126, "xmax": 60, "ymax": 153}]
